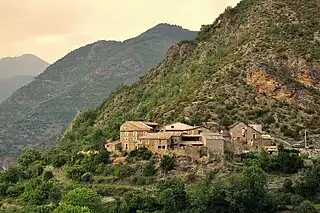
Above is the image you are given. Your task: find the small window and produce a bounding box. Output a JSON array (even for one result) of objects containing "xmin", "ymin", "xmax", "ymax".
[
  {"xmin": 125, "ymin": 144, "xmax": 128, "ymax": 149},
  {"xmin": 162, "ymin": 146, "xmax": 166, "ymax": 149},
  {"xmin": 158, "ymin": 146, "xmax": 161, "ymax": 149},
  {"xmin": 198, "ymin": 130, "xmax": 203, "ymax": 134},
  {"xmin": 171, "ymin": 125, "xmax": 174, "ymax": 128},
  {"xmin": 253, "ymin": 134, "xmax": 256, "ymax": 139}
]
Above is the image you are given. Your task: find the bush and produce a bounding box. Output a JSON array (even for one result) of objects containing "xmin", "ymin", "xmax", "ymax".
[
  {"xmin": 61, "ymin": 188, "xmax": 102, "ymax": 212},
  {"xmin": 80, "ymin": 172, "xmax": 94, "ymax": 183},
  {"xmin": 282, "ymin": 178, "xmax": 293, "ymax": 193},
  {"xmin": 160, "ymin": 155, "xmax": 175, "ymax": 174},
  {"xmin": 295, "ymin": 200, "xmax": 317, "ymax": 213},
  {"xmin": 113, "ymin": 163, "xmax": 135, "ymax": 178},
  {"xmin": 0, "ymin": 183, "xmax": 9, "ymax": 196},
  {"xmin": 2, "ymin": 166, "xmax": 25, "ymax": 183},
  {"xmin": 6, "ymin": 184, "xmax": 24, "ymax": 197},
  {"xmin": 31, "ymin": 163, "xmax": 44, "ymax": 177},
  {"xmin": 157, "ymin": 180, "xmax": 188, "ymax": 212},
  {"xmin": 127, "ymin": 148, "xmax": 153, "ymax": 161},
  {"xmin": 43, "ymin": 170, "xmax": 54, "ymax": 181},
  {"xmin": 54, "ymin": 204, "xmax": 92, "ymax": 213},
  {"xmin": 67, "ymin": 166, "xmax": 86, "ymax": 181},
  {"xmin": 142, "ymin": 162, "xmax": 157, "ymax": 176},
  {"xmin": 52, "ymin": 154, "xmax": 68, "ymax": 168},
  {"xmin": 18, "ymin": 149, "xmax": 43, "ymax": 167}
]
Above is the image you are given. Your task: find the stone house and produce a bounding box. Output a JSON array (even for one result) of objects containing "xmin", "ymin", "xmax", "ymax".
[
  {"xmin": 105, "ymin": 121, "xmax": 232, "ymax": 159},
  {"xmin": 161, "ymin": 122, "xmax": 211, "ymax": 135},
  {"xmin": 120, "ymin": 121, "xmax": 159, "ymax": 151},
  {"xmin": 105, "ymin": 140, "xmax": 122, "ymax": 152},
  {"xmin": 229, "ymin": 122, "xmax": 273, "ymax": 153},
  {"xmin": 138, "ymin": 132, "xmax": 182, "ymax": 153}
]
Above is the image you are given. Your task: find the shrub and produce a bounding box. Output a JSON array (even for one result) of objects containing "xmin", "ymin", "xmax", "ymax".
[
  {"xmin": 157, "ymin": 180, "xmax": 188, "ymax": 212},
  {"xmin": 18, "ymin": 149, "xmax": 43, "ymax": 167},
  {"xmin": 295, "ymin": 200, "xmax": 317, "ymax": 213},
  {"xmin": 67, "ymin": 166, "xmax": 86, "ymax": 181},
  {"xmin": 113, "ymin": 163, "xmax": 135, "ymax": 178},
  {"xmin": 127, "ymin": 148, "xmax": 153, "ymax": 161},
  {"xmin": 0, "ymin": 183, "xmax": 9, "ymax": 196},
  {"xmin": 142, "ymin": 162, "xmax": 157, "ymax": 176},
  {"xmin": 52, "ymin": 154, "xmax": 68, "ymax": 168},
  {"xmin": 61, "ymin": 188, "xmax": 102, "ymax": 212},
  {"xmin": 43, "ymin": 170, "xmax": 54, "ymax": 181},
  {"xmin": 80, "ymin": 172, "xmax": 94, "ymax": 183},
  {"xmin": 6, "ymin": 184, "xmax": 24, "ymax": 197},
  {"xmin": 160, "ymin": 155, "xmax": 175, "ymax": 174},
  {"xmin": 53, "ymin": 204, "xmax": 92, "ymax": 213}
]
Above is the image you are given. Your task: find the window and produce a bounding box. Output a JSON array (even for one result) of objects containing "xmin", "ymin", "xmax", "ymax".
[
  {"xmin": 162, "ymin": 146, "xmax": 166, "ymax": 149},
  {"xmin": 198, "ymin": 130, "xmax": 203, "ymax": 134},
  {"xmin": 253, "ymin": 134, "xmax": 256, "ymax": 139},
  {"xmin": 158, "ymin": 146, "xmax": 161, "ymax": 149},
  {"xmin": 171, "ymin": 125, "xmax": 174, "ymax": 128},
  {"xmin": 125, "ymin": 144, "xmax": 128, "ymax": 149}
]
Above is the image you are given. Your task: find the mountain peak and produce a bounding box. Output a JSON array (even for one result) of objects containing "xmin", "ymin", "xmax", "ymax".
[
  {"xmin": 0, "ymin": 54, "xmax": 49, "ymax": 79},
  {"xmin": 142, "ymin": 23, "xmax": 197, "ymax": 36}
]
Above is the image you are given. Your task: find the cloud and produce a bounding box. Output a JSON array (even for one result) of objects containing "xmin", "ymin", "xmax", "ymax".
[{"xmin": 0, "ymin": 0, "xmax": 240, "ymax": 63}]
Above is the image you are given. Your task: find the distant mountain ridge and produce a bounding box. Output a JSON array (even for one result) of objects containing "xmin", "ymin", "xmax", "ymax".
[
  {"xmin": 0, "ymin": 54, "xmax": 49, "ymax": 79},
  {"xmin": 0, "ymin": 75, "xmax": 34, "ymax": 103},
  {"xmin": 0, "ymin": 23, "xmax": 197, "ymax": 162}
]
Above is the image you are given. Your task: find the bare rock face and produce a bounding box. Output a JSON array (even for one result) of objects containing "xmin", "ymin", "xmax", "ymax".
[
  {"xmin": 247, "ymin": 68, "xmax": 295, "ymax": 104},
  {"xmin": 0, "ymin": 156, "xmax": 16, "ymax": 171}
]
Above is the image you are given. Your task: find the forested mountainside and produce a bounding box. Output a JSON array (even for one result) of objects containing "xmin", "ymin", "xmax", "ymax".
[
  {"xmin": 0, "ymin": 54, "xmax": 49, "ymax": 79},
  {"xmin": 2, "ymin": 0, "xmax": 320, "ymax": 212},
  {"xmin": 56, "ymin": 0, "xmax": 320, "ymax": 155},
  {"xmin": 0, "ymin": 75, "xmax": 34, "ymax": 103},
  {"xmin": 0, "ymin": 24, "xmax": 197, "ymax": 160}
]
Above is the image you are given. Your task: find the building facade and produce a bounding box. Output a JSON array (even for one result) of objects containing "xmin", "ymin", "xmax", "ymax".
[
  {"xmin": 229, "ymin": 122, "xmax": 273, "ymax": 153},
  {"xmin": 120, "ymin": 121, "xmax": 159, "ymax": 151}
]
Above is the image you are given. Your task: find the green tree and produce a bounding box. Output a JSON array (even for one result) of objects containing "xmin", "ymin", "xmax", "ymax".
[
  {"xmin": 51, "ymin": 153, "xmax": 68, "ymax": 168},
  {"xmin": 18, "ymin": 148, "xmax": 43, "ymax": 167},
  {"xmin": 189, "ymin": 181, "xmax": 230, "ymax": 213},
  {"xmin": 54, "ymin": 204, "xmax": 92, "ymax": 213},
  {"xmin": 116, "ymin": 192, "xmax": 160, "ymax": 212},
  {"xmin": 61, "ymin": 188, "xmax": 102, "ymax": 212},
  {"xmin": 1, "ymin": 166, "xmax": 25, "ymax": 183},
  {"xmin": 142, "ymin": 162, "xmax": 157, "ymax": 176},
  {"xmin": 225, "ymin": 166, "xmax": 273, "ymax": 213},
  {"xmin": 157, "ymin": 180, "xmax": 188, "ymax": 212},
  {"xmin": 160, "ymin": 155, "xmax": 175, "ymax": 174}
]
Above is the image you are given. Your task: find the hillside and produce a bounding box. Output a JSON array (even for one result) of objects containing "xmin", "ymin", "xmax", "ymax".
[
  {"xmin": 0, "ymin": 54, "xmax": 49, "ymax": 79},
  {"xmin": 2, "ymin": 0, "xmax": 320, "ymax": 212},
  {"xmin": 0, "ymin": 24, "xmax": 197, "ymax": 163},
  {"xmin": 0, "ymin": 75, "xmax": 34, "ymax": 103},
  {"xmin": 56, "ymin": 0, "xmax": 320, "ymax": 156}
]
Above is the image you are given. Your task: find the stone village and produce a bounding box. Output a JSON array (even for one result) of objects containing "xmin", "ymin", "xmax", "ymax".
[{"xmin": 104, "ymin": 121, "xmax": 279, "ymax": 159}]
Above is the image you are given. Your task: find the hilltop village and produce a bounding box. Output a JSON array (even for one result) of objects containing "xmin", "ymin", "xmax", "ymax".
[{"xmin": 105, "ymin": 121, "xmax": 279, "ymax": 159}]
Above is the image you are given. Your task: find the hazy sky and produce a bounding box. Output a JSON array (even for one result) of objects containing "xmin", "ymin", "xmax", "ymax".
[{"xmin": 0, "ymin": 0, "xmax": 240, "ymax": 63}]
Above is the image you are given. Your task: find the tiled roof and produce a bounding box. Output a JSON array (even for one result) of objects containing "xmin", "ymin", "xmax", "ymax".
[
  {"xmin": 124, "ymin": 121, "xmax": 154, "ymax": 131},
  {"xmin": 163, "ymin": 122, "xmax": 198, "ymax": 131},
  {"xmin": 143, "ymin": 122, "xmax": 159, "ymax": 126},
  {"xmin": 140, "ymin": 132, "xmax": 174, "ymax": 140}
]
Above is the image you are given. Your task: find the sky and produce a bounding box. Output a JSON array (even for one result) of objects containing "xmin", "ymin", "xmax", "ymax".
[{"xmin": 0, "ymin": 0, "xmax": 240, "ymax": 63}]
